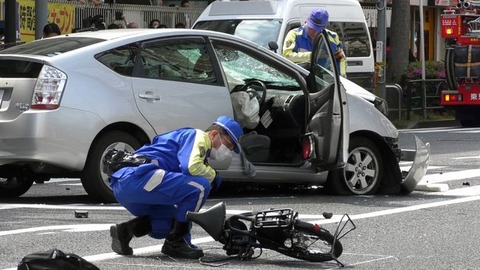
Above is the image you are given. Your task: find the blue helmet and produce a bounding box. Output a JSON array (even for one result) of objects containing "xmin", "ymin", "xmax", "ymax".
[
  {"xmin": 306, "ymin": 8, "xmax": 329, "ymax": 33},
  {"xmin": 214, "ymin": 116, "xmax": 243, "ymax": 154}
]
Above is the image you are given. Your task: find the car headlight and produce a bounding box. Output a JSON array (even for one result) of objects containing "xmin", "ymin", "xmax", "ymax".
[{"xmin": 374, "ymin": 96, "xmax": 388, "ymax": 116}]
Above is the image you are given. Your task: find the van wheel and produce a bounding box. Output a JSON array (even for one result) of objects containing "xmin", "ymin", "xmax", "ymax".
[
  {"xmin": 0, "ymin": 176, "xmax": 34, "ymax": 198},
  {"xmin": 326, "ymin": 137, "xmax": 383, "ymax": 195},
  {"xmin": 82, "ymin": 131, "xmax": 142, "ymax": 203}
]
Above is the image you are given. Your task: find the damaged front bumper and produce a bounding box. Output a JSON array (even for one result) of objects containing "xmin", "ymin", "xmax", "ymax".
[{"xmin": 399, "ymin": 135, "xmax": 430, "ymax": 193}]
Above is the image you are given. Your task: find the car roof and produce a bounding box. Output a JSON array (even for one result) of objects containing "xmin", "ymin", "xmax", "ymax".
[
  {"xmin": 62, "ymin": 28, "xmax": 233, "ymax": 43},
  {"xmin": 0, "ymin": 28, "xmax": 271, "ymax": 61}
]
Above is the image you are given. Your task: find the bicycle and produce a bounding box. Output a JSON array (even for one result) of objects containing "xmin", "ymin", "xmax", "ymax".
[{"xmin": 187, "ymin": 202, "xmax": 356, "ymax": 266}]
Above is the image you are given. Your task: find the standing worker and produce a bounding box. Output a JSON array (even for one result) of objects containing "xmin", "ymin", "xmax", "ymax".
[
  {"xmin": 282, "ymin": 8, "xmax": 347, "ymax": 77},
  {"xmin": 109, "ymin": 116, "xmax": 243, "ymax": 259}
]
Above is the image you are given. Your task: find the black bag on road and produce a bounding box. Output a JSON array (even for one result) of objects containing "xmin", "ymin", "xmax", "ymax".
[{"xmin": 18, "ymin": 248, "xmax": 100, "ymax": 270}]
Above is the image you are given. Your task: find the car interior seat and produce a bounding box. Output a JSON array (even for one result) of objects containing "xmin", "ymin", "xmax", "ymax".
[{"xmin": 239, "ymin": 131, "xmax": 270, "ymax": 163}]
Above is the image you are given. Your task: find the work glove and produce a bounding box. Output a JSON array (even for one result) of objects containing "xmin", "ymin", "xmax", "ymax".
[{"xmin": 211, "ymin": 171, "xmax": 223, "ymax": 191}]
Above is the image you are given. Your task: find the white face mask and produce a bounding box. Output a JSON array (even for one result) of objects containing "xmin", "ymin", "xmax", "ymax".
[{"xmin": 210, "ymin": 143, "xmax": 233, "ymax": 161}]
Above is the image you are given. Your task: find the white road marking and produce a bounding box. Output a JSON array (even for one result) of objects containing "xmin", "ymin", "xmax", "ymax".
[
  {"xmin": 453, "ymin": 155, "xmax": 480, "ymax": 160},
  {"xmin": 313, "ymin": 195, "xmax": 480, "ymax": 225},
  {"xmin": 421, "ymin": 168, "xmax": 480, "ymax": 184},
  {"xmin": 3, "ymin": 167, "xmax": 480, "ymax": 269},
  {"xmin": 400, "ymin": 127, "xmax": 468, "ymax": 133},
  {"xmin": 400, "ymin": 165, "xmax": 444, "ymax": 171},
  {"xmin": 435, "ymin": 185, "xmax": 480, "ymax": 196},
  {"xmin": 0, "ymin": 204, "xmax": 125, "ymax": 210},
  {"xmin": 1, "ymin": 191, "xmax": 479, "ymax": 270}
]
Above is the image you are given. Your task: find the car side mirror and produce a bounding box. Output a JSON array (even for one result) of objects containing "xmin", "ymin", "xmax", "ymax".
[{"xmin": 268, "ymin": 41, "xmax": 278, "ymax": 53}]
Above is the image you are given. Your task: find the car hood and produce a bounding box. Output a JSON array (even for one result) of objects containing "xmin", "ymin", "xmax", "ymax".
[{"xmin": 341, "ymin": 76, "xmax": 376, "ymax": 102}]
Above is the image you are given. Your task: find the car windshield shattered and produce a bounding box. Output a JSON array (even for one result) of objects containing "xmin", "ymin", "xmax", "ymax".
[
  {"xmin": 214, "ymin": 45, "xmax": 300, "ymax": 90},
  {"xmin": 0, "ymin": 37, "xmax": 104, "ymax": 56}
]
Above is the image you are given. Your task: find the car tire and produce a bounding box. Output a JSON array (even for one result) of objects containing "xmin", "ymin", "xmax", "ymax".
[
  {"xmin": 82, "ymin": 131, "xmax": 142, "ymax": 203},
  {"xmin": 326, "ymin": 136, "xmax": 383, "ymax": 195},
  {"xmin": 0, "ymin": 176, "xmax": 34, "ymax": 198}
]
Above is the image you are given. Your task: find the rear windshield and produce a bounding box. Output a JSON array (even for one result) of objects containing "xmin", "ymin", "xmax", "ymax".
[
  {"xmin": 0, "ymin": 37, "xmax": 104, "ymax": 56},
  {"xmin": 0, "ymin": 60, "xmax": 43, "ymax": 78}
]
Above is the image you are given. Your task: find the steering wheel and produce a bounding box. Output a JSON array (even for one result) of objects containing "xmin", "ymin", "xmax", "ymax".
[{"xmin": 233, "ymin": 80, "xmax": 267, "ymax": 104}]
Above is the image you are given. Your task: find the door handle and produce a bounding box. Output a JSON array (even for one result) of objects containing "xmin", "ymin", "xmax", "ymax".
[{"xmin": 139, "ymin": 91, "xmax": 161, "ymax": 101}]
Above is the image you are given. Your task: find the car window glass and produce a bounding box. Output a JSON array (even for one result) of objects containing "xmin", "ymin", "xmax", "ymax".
[
  {"xmin": 137, "ymin": 39, "xmax": 216, "ymax": 84},
  {"xmin": 313, "ymin": 34, "xmax": 336, "ymax": 90},
  {"xmin": 96, "ymin": 44, "xmax": 138, "ymax": 76},
  {"xmin": 195, "ymin": 20, "xmax": 282, "ymax": 49},
  {"xmin": 328, "ymin": 22, "xmax": 371, "ymax": 57},
  {"xmin": 211, "ymin": 41, "xmax": 299, "ymax": 91}
]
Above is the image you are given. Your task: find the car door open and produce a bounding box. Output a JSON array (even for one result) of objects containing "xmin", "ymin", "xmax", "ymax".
[{"xmin": 305, "ymin": 31, "xmax": 349, "ymax": 170}]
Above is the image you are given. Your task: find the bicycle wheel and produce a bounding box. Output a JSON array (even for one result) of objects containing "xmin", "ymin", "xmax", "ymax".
[{"xmin": 275, "ymin": 220, "xmax": 343, "ymax": 262}]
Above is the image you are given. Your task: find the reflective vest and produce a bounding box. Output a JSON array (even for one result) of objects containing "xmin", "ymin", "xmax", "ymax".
[{"xmin": 282, "ymin": 25, "xmax": 347, "ymax": 77}]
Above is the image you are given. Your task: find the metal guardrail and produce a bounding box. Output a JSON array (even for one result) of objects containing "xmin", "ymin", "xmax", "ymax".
[
  {"xmin": 404, "ymin": 78, "xmax": 446, "ymax": 120},
  {"xmin": 385, "ymin": 83, "xmax": 402, "ymax": 121}
]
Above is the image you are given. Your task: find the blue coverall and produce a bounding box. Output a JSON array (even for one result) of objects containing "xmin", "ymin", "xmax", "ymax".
[{"xmin": 110, "ymin": 128, "xmax": 216, "ymax": 242}]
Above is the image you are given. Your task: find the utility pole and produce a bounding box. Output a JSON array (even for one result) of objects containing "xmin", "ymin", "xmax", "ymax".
[
  {"xmin": 36, "ymin": 0, "xmax": 49, "ymax": 40},
  {"xmin": 376, "ymin": 0, "xmax": 387, "ymax": 98},
  {"xmin": 4, "ymin": 0, "xmax": 16, "ymax": 44}
]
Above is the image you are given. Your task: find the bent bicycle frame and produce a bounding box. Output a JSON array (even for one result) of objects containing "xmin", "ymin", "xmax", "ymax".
[{"xmin": 187, "ymin": 202, "xmax": 356, "ymax": 266}]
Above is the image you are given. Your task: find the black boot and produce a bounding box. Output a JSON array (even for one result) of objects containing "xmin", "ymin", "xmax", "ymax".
[
  {"xmin": 161, "ymin": 221, "xmax": 204, "ymax": 259},
  {"xmin": 110, "ymin": 216, "xmax": 151, "ymax": 255}
]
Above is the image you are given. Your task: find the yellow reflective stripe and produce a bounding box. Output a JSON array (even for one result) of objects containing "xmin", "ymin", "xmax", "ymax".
[
  {"xmin": 187, "ymin": 130, "xmax": 216, "ymax": 182},
  {"xmin": 282, "ymin": 29, "xmax": 312, "ymax": 63}
]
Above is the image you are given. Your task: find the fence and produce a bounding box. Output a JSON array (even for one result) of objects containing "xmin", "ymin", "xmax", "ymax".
[
  {"xmin": 404, "ymin": 78, "xmax": 446, "ymax": 120},
  {"xmin": 50, "ymin": 1, "xmax": 206, "ymax": 30}
]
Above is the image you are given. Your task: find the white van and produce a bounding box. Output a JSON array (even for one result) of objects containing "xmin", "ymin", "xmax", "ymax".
[{"xmin": 193, "ymin": 0, "xmax": 375, "ymax": 90}]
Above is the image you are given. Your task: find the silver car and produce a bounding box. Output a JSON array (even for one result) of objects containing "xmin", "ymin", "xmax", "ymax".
[{"xmin": 0, "ymin": 29, "xmax": 428, "ymax": 202}]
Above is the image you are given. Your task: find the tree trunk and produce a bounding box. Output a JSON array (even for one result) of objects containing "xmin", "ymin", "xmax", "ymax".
[{"xmin": 386, "ymin": 1, "xmax": 411, "ymax": 84}]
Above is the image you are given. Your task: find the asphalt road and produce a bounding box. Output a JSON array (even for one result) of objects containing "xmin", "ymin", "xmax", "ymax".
[{"xmin": 1, "ymin": 125, "xmax": 480, "ymax": 270}]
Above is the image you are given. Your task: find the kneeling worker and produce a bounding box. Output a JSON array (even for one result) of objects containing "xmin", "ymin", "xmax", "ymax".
[{"xmin": 109, "ymin": 116, "xmax": 243, "ymax": 259}]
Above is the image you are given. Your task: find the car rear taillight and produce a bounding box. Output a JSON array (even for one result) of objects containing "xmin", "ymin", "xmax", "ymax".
[
  {"xmin": 302, "ymin": 135, "xmax": 314, "ymax": 160},
  {"xmin": 31, "ymin": 65, "xmax": 67, "ymax": 110}
]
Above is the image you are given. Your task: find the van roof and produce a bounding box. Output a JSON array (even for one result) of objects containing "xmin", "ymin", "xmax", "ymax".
[{"xmin": 201, "ymin": 0, "xmax": 365, "ymax": 22}]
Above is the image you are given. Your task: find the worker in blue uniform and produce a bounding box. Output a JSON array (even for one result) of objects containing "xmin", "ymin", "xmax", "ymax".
[
  {"xmin": 109, "ymin": 116, "xmax": 243, "ymax": 259},
  {"xmin": 282, "ymin": 8, "xmax": 347, "ymax": 77}
]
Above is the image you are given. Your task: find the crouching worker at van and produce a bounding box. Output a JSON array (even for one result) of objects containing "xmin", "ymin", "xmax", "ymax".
[
  {"xmin": 109, "ymin": 116, "xmax": 243, "ymax": 259},
  {"xmin": 282, "ymin": 8, "xmax": 347, "ymax": 77}
]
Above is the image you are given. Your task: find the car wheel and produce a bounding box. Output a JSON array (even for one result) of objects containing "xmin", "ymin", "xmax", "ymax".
[
  {"xmin": 0, "ymin": 176, "xmax": 34, "ymax": 198},
  {"xmin": 82, "ymin": 131, "xmax": 142, "ymax": 203},
  {"xmin": 327, "ymin": 137, "xmax": 383, "ymax": 195}
]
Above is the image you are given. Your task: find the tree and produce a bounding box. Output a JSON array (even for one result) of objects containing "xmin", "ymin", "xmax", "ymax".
[{"xmin": 386, "ymin": 1, "xmax": 410, "ymax": 84}]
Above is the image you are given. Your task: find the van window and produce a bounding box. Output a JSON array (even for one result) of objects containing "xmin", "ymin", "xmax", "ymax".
[
  {"xmin": 194, "ymin": 20, "xmax": 282, "ymax": 49},
  {"xmin": 328, "ymin": 22, "xmax": 371, "ymax": 57}
]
